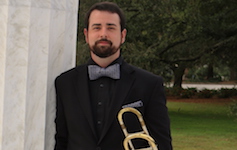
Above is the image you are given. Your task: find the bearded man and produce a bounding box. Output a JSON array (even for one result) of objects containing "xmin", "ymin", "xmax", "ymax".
[{"xmin": 54, "ymin": 2, "xmax": 172, "ymax": 150}]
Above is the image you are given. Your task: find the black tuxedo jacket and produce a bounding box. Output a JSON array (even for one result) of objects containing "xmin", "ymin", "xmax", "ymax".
[{"xmin": 54, "ymin": 60, "xmax": 172, "ymax": 150}]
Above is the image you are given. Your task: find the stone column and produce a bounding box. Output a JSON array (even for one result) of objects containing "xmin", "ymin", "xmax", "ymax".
[{"xmin": 0, "ymin": 0, "xmax": 79, "ymax": 149}]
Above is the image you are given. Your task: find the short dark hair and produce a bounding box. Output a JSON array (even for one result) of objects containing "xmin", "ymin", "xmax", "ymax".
[{"xmin": 85, "ymin": 1, "xmax": 126, "ymax": 31}]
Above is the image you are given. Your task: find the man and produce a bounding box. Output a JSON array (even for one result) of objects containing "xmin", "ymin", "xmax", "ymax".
[{"xmin": 54, "ymin": 2, "xmax": 172, "ymax": 150}]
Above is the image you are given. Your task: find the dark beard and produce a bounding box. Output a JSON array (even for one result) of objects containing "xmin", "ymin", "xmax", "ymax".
[{"xmin": 90, "ymin": 39, "xmax": 120, "ymax": 58}]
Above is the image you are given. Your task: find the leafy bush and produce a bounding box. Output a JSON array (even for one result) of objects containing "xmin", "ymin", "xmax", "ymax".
[
  {"xmin": 165, "ymin": 87, "xmax": 197, "ymax": 98},
  {"xmin": 196, "ymin": 89, "xmax": 214, "ymax": 98},
  {"xmin": 165, "ymin": 87, "xmax": 182, "ymax": 97},
  {"xmin": 217, "ymin": 88, "xmax": 237, "ymax": 98},
  {"xmin": 179, "ymin": 88, "xmax": 197, "ymax": 98}
]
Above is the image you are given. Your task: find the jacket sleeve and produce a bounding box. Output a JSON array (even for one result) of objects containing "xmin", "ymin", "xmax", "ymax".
[
  {"xmin": 145, "ymin": 77, "xmax": 173, "ymax": 150},
  {"xmin": 54, "ymin": 76, "xmax": 68, "ymax": 150}
]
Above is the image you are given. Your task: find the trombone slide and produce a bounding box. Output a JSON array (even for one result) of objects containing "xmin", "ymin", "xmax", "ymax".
[{"xmin": 118, "ymin": 107, "xmax": 158, "ymax": 150}]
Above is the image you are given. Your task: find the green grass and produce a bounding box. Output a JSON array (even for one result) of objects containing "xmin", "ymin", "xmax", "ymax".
[{"xmin": 167, "ymin": 102, "xmax": 237, "ymax": 150}]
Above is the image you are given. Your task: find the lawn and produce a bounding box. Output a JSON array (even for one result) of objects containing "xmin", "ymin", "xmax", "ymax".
[{"xmin": 167, "ymin": 101, "xmax": 237, "ymax": 150}]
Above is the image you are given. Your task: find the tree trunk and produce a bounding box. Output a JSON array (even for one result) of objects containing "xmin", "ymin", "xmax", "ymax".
[
  {"xmin": 206, "ymin": 64, "xmax": 214, "ymax": 80},
  {"xmin": 172, "ymin": 63, "xmax": 186, "ymax": 88},
  {"xmin": 230, "ymin": 67, "xmax": 237, "ymax": 81}
]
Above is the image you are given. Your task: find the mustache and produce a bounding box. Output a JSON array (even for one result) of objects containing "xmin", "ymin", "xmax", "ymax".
[{"xmin": 95, "ymin": 39, "xmax": 112, "ymax": 45}]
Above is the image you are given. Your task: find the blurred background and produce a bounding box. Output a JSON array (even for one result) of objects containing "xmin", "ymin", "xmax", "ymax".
[{"xmin": 76, "ymin": 0, "xmax": 237, "ymax": 88}]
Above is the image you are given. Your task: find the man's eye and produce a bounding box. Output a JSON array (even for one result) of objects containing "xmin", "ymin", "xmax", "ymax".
[{"xmin": 93, "ymin": 27, "xmax": 100, "ymax": 30}]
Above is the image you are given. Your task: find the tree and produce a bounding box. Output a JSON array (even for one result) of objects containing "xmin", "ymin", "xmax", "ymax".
[
  {"xmin": 77, "ymin": 0, "xmax": 237, "ymax": 87},
  {"xmin": 118, "ymin": 0, "xmax": 237, "ymax": 87}
]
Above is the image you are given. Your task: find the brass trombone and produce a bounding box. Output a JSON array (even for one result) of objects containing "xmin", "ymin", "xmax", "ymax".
[{"xmin": 118, "ymin": 107, "xmax": 158, "ymax": 150}]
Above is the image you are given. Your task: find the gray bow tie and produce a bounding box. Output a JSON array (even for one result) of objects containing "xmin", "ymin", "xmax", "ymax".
[{"xmin": 88, "ymin": 63, "xmax": 120, "ymax": 80}]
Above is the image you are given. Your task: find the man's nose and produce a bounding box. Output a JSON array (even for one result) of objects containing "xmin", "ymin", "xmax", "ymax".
[{"xmin": 100, "ymin": 28, "xmax": 108, "ymax": 38}]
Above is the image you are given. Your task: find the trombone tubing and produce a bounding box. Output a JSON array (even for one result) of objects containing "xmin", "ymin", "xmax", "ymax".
[
  {"xmin": 118, "ymin": 107, "xmax": 158, "ymax": 150},
  {"xmin": 123, "ymin": 133, "xmax": 158, "ymax": 150},
  {"xmin": 118, "ymin": 107, "xmax": 148, "ymax": 135}
]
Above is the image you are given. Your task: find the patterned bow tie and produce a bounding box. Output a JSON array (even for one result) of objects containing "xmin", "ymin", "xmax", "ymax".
[{"xmin": 88, "ymin": 63, "xmax": 120, "ymax": 80}]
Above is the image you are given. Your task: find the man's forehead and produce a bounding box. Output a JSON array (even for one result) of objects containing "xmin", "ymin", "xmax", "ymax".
[{"xmin": 89, "ymin": 10, "xmax": 120, "ymax": 23}]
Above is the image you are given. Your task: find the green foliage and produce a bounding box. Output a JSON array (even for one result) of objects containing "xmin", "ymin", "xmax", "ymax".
[
  {"xmin": 179, "ymin": 88, "xmax": 197, "ymax": 98},
  {"xmin": 217, "ymin": 88, "xmax": 237, "ymax": 98},
  {"xmin": 196, "ymin": 89, "xmax": 214, "ymax": 98},
  {"xmin": 76, "ymin": 41, "xmax": 90, "ymax": 65},
  {"xmin": 77, "ymin": 0, "xmax": 237, "ymax": 84},
  {"xmin": 185, "ymin": 65, "xmax": 228, "ymax": 82},
  {"xmin": 166, "ymin": 87, "xmax": 198, "ymax": 98},
  {"xmin": 165, "ymin": 87, "xmax": 183, "ymax": 97}
]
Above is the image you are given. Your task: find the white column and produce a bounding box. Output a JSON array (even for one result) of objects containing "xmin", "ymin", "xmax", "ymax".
[{"xmin": 0, "ymin": 0, "xmax": 79, "ymax": 149}]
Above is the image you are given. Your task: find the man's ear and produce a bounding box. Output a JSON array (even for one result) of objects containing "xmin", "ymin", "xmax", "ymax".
[
  {"xmin": 84, "ymin": 28, "xmax": 88, "ymax": 43},
  {"xmin": 121, "ymin": 29, "xmax": 127, "ymax": 44}
]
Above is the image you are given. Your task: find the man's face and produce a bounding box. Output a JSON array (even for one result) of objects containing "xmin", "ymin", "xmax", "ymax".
[{"xmin": 84, "ymin": 10, "xmax": 126, "ymax": 58}]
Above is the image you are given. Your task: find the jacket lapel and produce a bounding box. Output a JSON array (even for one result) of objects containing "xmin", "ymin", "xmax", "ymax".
[
  {"xmin": 98, "ymin": 62, "xmax": 136, "ymax": 143},
  {"xmin": 74, "ymin": 65, "xmax": 97, "ymax": 139}
]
